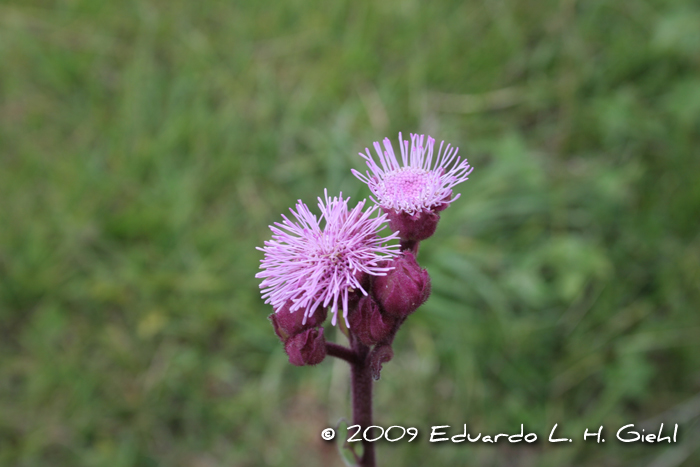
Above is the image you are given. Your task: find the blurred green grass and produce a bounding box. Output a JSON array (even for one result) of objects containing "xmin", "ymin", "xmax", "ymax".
[{"xmin": 1, "ymin": 0, "xmax": 700, "ymax": 466}]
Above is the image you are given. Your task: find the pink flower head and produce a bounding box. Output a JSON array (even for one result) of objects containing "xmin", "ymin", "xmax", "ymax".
[
  {"xmin": 352, "ymin": 133, "xmax": 473, "ymax": 215},
  {"xmin": 256, "ymin": 190, "xmax": 399, "ymax": 327}
]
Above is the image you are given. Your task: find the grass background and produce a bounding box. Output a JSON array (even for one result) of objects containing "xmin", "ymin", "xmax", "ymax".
[{"xmin": 1, "ymin": 0, "xmax": 700, "ymax": 466}]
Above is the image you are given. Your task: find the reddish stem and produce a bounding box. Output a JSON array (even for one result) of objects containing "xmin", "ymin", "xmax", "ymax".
[
  {"xmin": 351, "ymin": 336, "xmax": 376, "ymax": 467},
  {"xmin": 325, "ymin": 342, "xmax": 358, "ymax": 365},
  {"xmin": 399, "ymin": 238, "xmax": 420, "ymax": 255},
  {"xmin": 325, "ymin": 337, "xmax": 377, "ymax": 466}
]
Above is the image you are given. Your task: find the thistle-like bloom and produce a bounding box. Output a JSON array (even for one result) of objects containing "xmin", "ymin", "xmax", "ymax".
[
  {"xmin": 256, "ymin": 190, "xmax": 399, "ymax": 327},
  {"xmin": 352, "ymin": 133, "xmax": 473, "ymax": 215}
]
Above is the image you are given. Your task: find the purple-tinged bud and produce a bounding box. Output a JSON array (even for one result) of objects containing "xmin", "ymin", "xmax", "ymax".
[
  {"xmin": 372, "ymin": 251, "xmax": 431, "ymax": 318},
  {"xmin": 269, "ymin": 301, "xmax": 327, "ymax": 342},
  {"xmin": 348, "ymin": 296, "xmax": 397, "ymax": 346},
  {"xmin": 285, "ymin": 327, "xmax": 326, "ymax": 366},
  {"xmin": 385, "ymin": 208, "xmax": 440, "ymax": 242}
]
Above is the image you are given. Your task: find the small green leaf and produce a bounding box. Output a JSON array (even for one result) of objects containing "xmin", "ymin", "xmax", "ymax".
[{"xmin": 335, "ymin": 418, "xmax": 361, "ymax": 467}]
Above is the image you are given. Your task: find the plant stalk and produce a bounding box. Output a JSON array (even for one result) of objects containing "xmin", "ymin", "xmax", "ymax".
[{"xmin": 350, "ymin": 336, "xmax": 375, "ymax": 467}]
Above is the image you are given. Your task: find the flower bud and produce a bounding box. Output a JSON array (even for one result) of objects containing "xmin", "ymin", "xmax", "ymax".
[
  {"xmin": 385, "ymin": 208, "xmax": 440, "ymax": 242},
  {"xmin": 269, "ymin": 301, "xmax": 327, "ymax": 342},
  {"xmin": 348, "ymin": 296, "xmax": 397, "ymax": 346},
  {"xmin": 285, "ymin": 327, "xmax": 327, "ymax": 366},
  {"xmin": 372, "ymin": 251, "xmax": 431, "ymax": 318}
]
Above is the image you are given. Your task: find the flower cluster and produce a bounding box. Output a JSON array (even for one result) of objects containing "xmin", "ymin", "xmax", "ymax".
[
  {"xmin": 256, "ymin": 190, "xmax": 399, "ymax": 327},
  {"xmin": 352, "ymin": 133, "xmax": 473, "ymax": 243},
  {"xmin": 257, "ymin": 134, "xmax": 472, "ymax": 372}
]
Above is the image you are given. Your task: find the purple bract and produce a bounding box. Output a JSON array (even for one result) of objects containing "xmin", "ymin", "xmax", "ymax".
[{"xmin": 256, "ymin": 190, "xmax": 399, "ymax": 327}]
